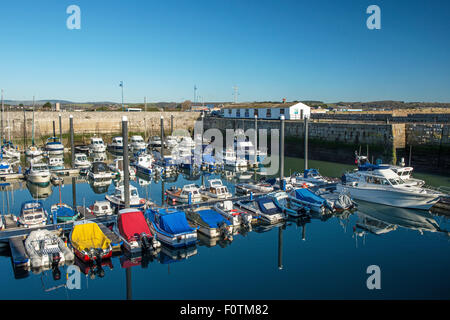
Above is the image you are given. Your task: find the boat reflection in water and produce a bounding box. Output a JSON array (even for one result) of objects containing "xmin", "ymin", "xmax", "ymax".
[
  {"xmin": 354, "ymin": 201, "xmax": 449, "ymax": 239},
  {"xmin": 74, "ymin": 256, "xmax": 114, "ymax": 280},
  {"xmin": 158, "ymin": 244, "xmax": 197, "ymax": 265},
  {"xmin": 26, "ymin": 180, "xmax": 53, "ymax": 199},
  {"xmin": 197, "ymin": 230, "xmax": 233, "ymax": 248},
  {"xmin": 88, "ymin": 177, "xmax": 112, "ymax": 194}
]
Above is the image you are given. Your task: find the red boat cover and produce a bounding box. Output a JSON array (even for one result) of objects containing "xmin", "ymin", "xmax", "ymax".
[{"xmin": 118, "ymin": 210, "xmax": 152, "ymax": 242}]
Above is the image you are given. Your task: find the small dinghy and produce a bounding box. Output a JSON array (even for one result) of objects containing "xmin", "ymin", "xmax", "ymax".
[
  {"xmin": 186, "ymin": 207, "xmax": 234, "ymax": 240},
  {"xmin": 25, "ymin": 229, "xmax": 74, "ymax": 270},
  {"xmin": 166, "ymin": 184, "xmax": 202, "ymax": 204},
  {"xmin": 116, "ymin": 209, "xmax": 161, "ymax": 255},
  {"xmin": 70, "ymin": 221, "xmax": 113, "ymax": 262},
  {"xmin": 18, "ymin": 201, "xmax": 48, "ymax": 228},
  {"xmin": 147, "ymin": 208, "xmax": 197, "ymax": 248},
  {"xmin": 214, "ymin": 200, "xmax": 253, "ymax": 228},
  {"xmin": 236, "ymin": 196, "xmax": 285, "ymax": 224}
]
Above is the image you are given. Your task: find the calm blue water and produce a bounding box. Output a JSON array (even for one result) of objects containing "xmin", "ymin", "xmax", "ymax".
[{"xmin": 0, "ymin": 157, "xmax": 449, "ymax": 300}]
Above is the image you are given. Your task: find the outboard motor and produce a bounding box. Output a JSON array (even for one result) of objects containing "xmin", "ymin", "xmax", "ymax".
[
  {"xmin": 140, "ymin": 233, "xmax": 151, "ymax": 251},
  {"xmin": 52, "ymin": 265, "xmax": 61, "ymax": 281},
  {"xmin": 51, "ymin": 252, "xmax": 61, "ymax": 267},
  {"xmin": 218, "ymin": 222, "xmax": 233, "ymax": 241}
]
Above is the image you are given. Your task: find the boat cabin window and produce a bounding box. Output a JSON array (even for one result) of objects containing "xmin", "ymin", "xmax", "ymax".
[{"xmin": 131, "ymin": 189, "xmax": 138, "ymax": 197}]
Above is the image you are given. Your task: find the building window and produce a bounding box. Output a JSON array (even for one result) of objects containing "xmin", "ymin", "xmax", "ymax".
[
  {"xmin": 266, "ymin": 108, "xmax": 271, "ymax": 118},
  {"xmin": 245, "ymin": 109, "xmax": 249, "ymax": 117},
  {"xmin": 280, "ymin": 108, "xmax": 285, "ymax": 115},
  {"xmin": 236, "ymin": 109, "xmax": 240, "ymax": 117},
  {"xmin": 228, "ymin": 109, "xmax": 232, "ymax": 115}
]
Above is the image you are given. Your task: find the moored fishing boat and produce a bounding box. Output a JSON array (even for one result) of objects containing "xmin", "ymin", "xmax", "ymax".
[
  {"xmin": 1, "ymin": 141, "xmax": 20, "ymax": 159},
  {"xmin": 186, "ymin": 207, "xmax": 234, "ymax": 240},
  {"xmin": 48, "ymin": 157, "xmax": 65, "ymax": 171},
  {"xmin": 25, "ymin": 145, "xmax": 44, "ymax": 158},
  {"xmin": 130, "ymin": 135, "xmax": 147, "ymax": 154},
  {"xmin": 107, "ymin": 136, "xmax": 124, "ymax": 154},
  {"xmin": 108, "ymin": 157, "xmax": 136, "ymax": 178},
  {"xmin": 338, "ymin": 168, "xmax": 443, "ymax": 210},
  {"xmin": 69, "ymin": 221, "xmax": 113, "ymax": 262},
  {"xmin": 89, "ymin": 136, "xmax": 107, "ymax": 153},
  {"xmin": 18, "ymin": 201, "xmax": 48, "ymax": 228},
  {"xmin": 0, "ymin": 161, "xmax": 14, "ymax": 177},
  {"xmin": 201, "ymin": 179, "xmax": 232, "ymax": 199},
  {"xmin": 24, "ymin": 229, "xmax": 74, "ymax": 270},
  {"xmin": 86, "ymin": 201, "xmax": 113, "ymax": 216},
  {"xmin": 134, "ymin": 153, "xmax": 153, "ymax": 175},
  {"xmin": 236, "ymin": 196, "xmax": 285, "ymax": 224},
  {"xmin": 105, "ymin": 185, "xmax": 147, "ymax": 211},
  {"xmin": 288, "ymin": 188, "xmax": 331, "ymax": 213},
  {"xmin": 235, "ymin": 182, "xmax": 274, "ymax": 195},
  {"xmin": 116, "ymin": 208, "xmax": 161, "ymax": 255},
  {"xmin": 146, "ymin": 208, "xmax": 197, "ymax": 248},
  {"xmin": 45, "ymin": 137, "xmax": 64, "ymax": 155},
  {"xmin": 166, "ymin": 184, "xmax": 202, "ymax": 204},
  {"xmin": 88, "ymin": 161, "xmax": 116, "ymax": 180}
]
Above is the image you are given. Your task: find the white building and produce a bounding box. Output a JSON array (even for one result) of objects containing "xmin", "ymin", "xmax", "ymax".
[{"xmin": 222, "ymin": 102, "xmax": 311, "ymax": 120}]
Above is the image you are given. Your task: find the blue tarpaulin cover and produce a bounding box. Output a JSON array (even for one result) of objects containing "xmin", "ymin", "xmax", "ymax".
[
  {"xmin": 159, "ymin": 210, "xmax": 194, "ymax": 234},
  {"xmin": 196, "ymin": 209, "xmax": 231, "ymax": 228},
  {"xmin": 55, "ymin": 205, "xmax": 76, "ymax": 217},
  {"xmin": 294, "ymin": 188, "xmax": 326, "ymax": 205}
]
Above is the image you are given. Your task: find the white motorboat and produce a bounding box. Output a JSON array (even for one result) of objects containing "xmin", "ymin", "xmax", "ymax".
[
  {"xmin": 236, "ymin": 196, "xmax": 285, "ymax": 224},
  {"xmin": 25, "ymin": 229, "xmax": 74, "ymax": 270},
  {"xmin": 25, "ymin": 163, "xmax": 51, "ymax": 186},
  {"xmin": 355, "ymin": 154, "xmax": 425, "ymax": 187},
  {"xmin": 74, "ymin": 153, "xmax": 91, "ymax": 169},
  {"xmin": 89, "ymin": 137, "xmax": 107, "ymax": 153},
  {"xmin": 148, "ymin": 136, "xmax": 162, "ymax": 149},
  {"xmin": 0, "ymin": 161, "xmax": 14, "ymax": 176},
  {"xmin": 1, "ymin": 142, "xmax": 20, "ymax": 159},
  {"xmin": 165, "ymin": 136, "xmax": 179, "ymax": 149},
  {"xmin": 166, "ymin": 184, "xmax": 202, "ymax": 204},
  {"xmin": 25, "ymin": 145, "xmax": 44, "ymax": 158},
  {"xmin": 134, "ymin": 153, "xmax": 153, "ymax": 175},
  {"xmin": 338, "ymin": 168, "xmax": 443, "ymax": 210},
  {"xmin": 235, "ymin": 182, "xmax": 274, "ymax": 195},
  {"xmin": 45, "ymin": 137, "xmax": 64, "ymax": 155},
  {"xmin": 108, "ymin": 136, "xmax": 124, "ymax": 153},
  {"xmin": 201, "ymin": 179, "xmax": 232, "ymax": 199},
  {"xmin": 178, "ymin": 136, "xmax": 196, "ymax": 149},
  {"xmin": 88, "ymin": 161, "xmax": 116, "ymax": 181},
  {"xmin": 105, "ymin": 185, "xmax": 147, "ymax": 211},
  {"xmin": 214, "ymin": 200, "xmax": 253, "ymax": 227},
  {"xmin": 87, "ymin": 200, "xmax": 113, "ymax": 216},
  {"xmin": 48, "ymin": 157, "xmax": 65, "ymax": 171},
  {"xmin": 130, "ymin": 135, "xmax": 147, "ymax": 153}
]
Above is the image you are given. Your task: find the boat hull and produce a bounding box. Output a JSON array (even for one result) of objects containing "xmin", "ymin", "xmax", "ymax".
[{"xmin": 337, "ymin": 184, "xmax": 441, "ymax": 210}]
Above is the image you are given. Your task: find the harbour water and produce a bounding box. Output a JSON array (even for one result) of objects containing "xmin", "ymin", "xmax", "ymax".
[{"xmin": 0, "ymin": 155, "xmax": 449, "ymax": 299}]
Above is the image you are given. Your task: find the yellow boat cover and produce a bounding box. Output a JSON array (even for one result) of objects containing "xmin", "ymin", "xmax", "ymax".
[{"xmin": 71, "ymin": 222, "xmax": 111, "ymax": 251}]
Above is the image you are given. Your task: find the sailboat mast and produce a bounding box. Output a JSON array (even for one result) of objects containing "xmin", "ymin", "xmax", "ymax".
[
  {"xmin": 1, "ymin": 89, "xmax": 3, "ymax": 143},
  {"xmin": 32, "ymin": 96, "xmax": 35, "ymax": 146}
]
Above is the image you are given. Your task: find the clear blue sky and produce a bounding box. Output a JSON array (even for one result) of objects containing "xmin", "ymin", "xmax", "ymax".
[{"xmin": 1, "ymin": 0, "xmax": 449, "ymax": 103}]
